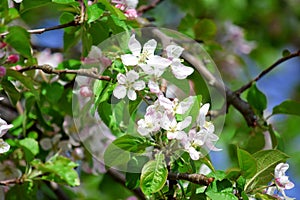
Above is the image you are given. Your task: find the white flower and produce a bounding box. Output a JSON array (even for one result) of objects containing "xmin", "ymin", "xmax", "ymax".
[
  {"xmin": 166, "ymin": 44, "xmax": 194, "ymax": 79},
  {"xmin": 113, "ymin": 70, "xmax": 145, "ymax": 100},
  {"xmin": 0, "ymin": 139, "xmax": 10, "ymax": 154},
  {"xmin": 0, "ymin": 118, "xmax": 13, "ymax": 137},
  {"xmin": 137, "ymin": 114, "xmax": 161, "ymax": 136},
  {"xmin": 121, "ymin": 35, "xmax": 171, "ymax": 68},
  {"xmin": 274, "ymin": 163, "xmax": 295, "ymax": 197},
  {"xmin": 161, "ymin": 115, "xmax": 191, "ymax": 140}
]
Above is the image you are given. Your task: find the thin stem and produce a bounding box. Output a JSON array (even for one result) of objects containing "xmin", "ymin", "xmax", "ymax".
[
  {"xmin": 137, "ymin": 0, "xmax": 164, "ymax": 14},
  {"xmin": 168, "ymin": 172, "xmax": 214, "ymax": 186},
  {"xmin": 18, "ymin": 65, "xmax": 111, "ymax": 81},
  {"xmin": 235, "ymin": 50, "xmax": 300, "ymax": 95}
]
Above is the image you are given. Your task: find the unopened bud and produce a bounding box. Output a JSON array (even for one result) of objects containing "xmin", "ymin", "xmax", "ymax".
[
  {"xmin": 0, "ymin": 66, "xmax": 6, "ymax": 77},
  {"xmin": 80, "ymin": 86, "xmax": 93, "ymax": 97},
  {"xmin": 7, "ymin": 54, "xmax": 19, "ymax": 63}
]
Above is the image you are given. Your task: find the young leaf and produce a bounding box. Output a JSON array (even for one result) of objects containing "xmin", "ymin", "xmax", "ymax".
[
  {"xmin": 87, "ymin": 3, "xmax": 104, "ymax": 23},
  {"xmin": 31, "ymin": 155, "xmax": 79, "ymax": 186},
  {"xmin": 237, "ymin": 148, "xmax": 257, "ymax": 179},
  {"xmin": 140, "ymin": 153, "xmax": 168, "ymax": 195},
  {"xmin": 247, "ymin": 84, "xmax": 267, "ymax": 115},
  {"xmin": 5, "ymin": 26, "xmax": 32, "ymax": 58},
  {"xmin": 19, "ymin": 138, "xmax": 39, "ymax": 162},
  {"xmin": 272, "ymin": 100, "xmax": 300, "ymax": 117}
]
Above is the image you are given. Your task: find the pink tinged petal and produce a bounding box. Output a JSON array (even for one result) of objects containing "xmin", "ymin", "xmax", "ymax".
[
  {"xmin": 177, "ymin": 96, "xmax": 195, "ymax": 114},
  {"xmin": 128, "ymin": 35, "xmax": 142, "ymax": 57},
  {"xmin": 177, "ymin": 116, "xmax": 192, "ymax": 130},
  {"xmin": 206, "ymin": 142, "xmax": 222, "ymax": 151},
  {"xmin": 275, "ymin": 163, "xmax": 289, "ymax": 178},
  {"xmin": 158, "ymin": 95, "xmax": 173, "ymax": 111},
  {"xmin": 175, "ymin": 131, "xmax": 187, "ymax": 140},
  {"xmin": 117, "ymin": 73, "xmax": 127, "ymax": 84},
  {"xmin": 127, "ymin": 89, "xmax": 137, "ymax": 100},
  {"xmin": 0, "ymin": 139, "xmax": 10, "ymax": 154},
  {"xmin": 171, "ymin": 62, "xmax": 194, "ymax": 79},
  {"xmin": 285, "ymin": 182, "xmax": 295, "ymax": 190},
  {"xmin": 133, "ymin": 80, "xmax": 145, "ymax": 90},
  {"xmin": 166, "ymin": 45, "xmax": 184, "ymax": 59},
  {"xmin": 143, "ymin": 39, "xmax": 157, "ymax": 57},
  {"xmin": 148, "ymin": 80, "xmax": 160, "ymax": 94},
  {"xmin": 88, "ymin": 46, "xmax": 102, "ymax": 60},
  {"xmin": 113, "ymin": 85, "xmax": 127, "ymax": 99},
  {"xmin": 121, "ymin": 54, "xmax": 139, "ymax": 66},
  {"xmin": 161, "ymin": 114, "xmax": 172, "ymax": 130},
  {"xmin": 126, "ymin": 70, "xmax": 139, "ymax": 82},
  {"xmin": 147, "ymin": 56, "xmax": 171, "ymax": 68}
]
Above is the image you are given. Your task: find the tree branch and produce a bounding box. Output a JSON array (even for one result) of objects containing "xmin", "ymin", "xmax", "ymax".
[
  {"xmin": 18, "ymin": 65, "xmax": 111, "ymax": 81},
  {"xmin": 168, "ymin": 172, "xmax": 214, "ymax": 186},
  {"xmin": 235, "ymin": 50, "xmax": 300, "ymax": 95},
  {"xmin": 137, "ymin": 0, "xmax": 164, "ymax": 14}
]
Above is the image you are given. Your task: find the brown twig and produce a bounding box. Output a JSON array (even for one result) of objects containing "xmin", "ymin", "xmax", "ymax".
[
  {"xmin": 235, "ymin": 50, "xmax": 300, "ymax": 95},
  {"xmin": 137, "ymin": 0, "xmax": 164, "ymax": 14},
  {"xmin": 18, "ymin": 65, "xmax": 111, "ymax": 81},
  {"xmin": 168, "ymin": 172, "xmax": 214, "ymax": 186},
  {"xmin": 0, "ymin": 178, "xmax": 23, "ymax": 186},
  {"xmin": 0, "ymin": 19, "xmax": 81, "ymax": 37}
]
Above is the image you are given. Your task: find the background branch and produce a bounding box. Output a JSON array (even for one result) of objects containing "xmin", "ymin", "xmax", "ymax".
[
  {"xmin": 235, "ymin": 50, "xmax": 300, "ymax": 95},
  {"xmin": 137, "ymin": 0, "xmax": 164, "ymax": 14}
]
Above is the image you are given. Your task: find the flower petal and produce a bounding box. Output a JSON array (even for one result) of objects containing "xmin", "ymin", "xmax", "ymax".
[
  {"xmin": 178, "ymin": 116, "xmax": 192, "ymax": 130},
  {"xmin": 166, "ymin": 44, "xmax": 184, "ymax": 59},
  {"xmin": 117, "ymin": 73, "xmax": 127, "ymax": 84},
  {"xmin": 143, "ymin": 39, "xmax": 157, "ymax": 57},
  {"xmin": 121, "ymin": 54, "xmax": 139, "ymax": 66},
  {"xmin": 128, "ymin": 35, "xmax": 141, "ymax": 57},
  {"xmin": 126, "ymin": 70, "xmax": 139, "ymax": 82},
  {"xmin": 133, "ymin": 80, "xmax": 145, "ymax": 90},
  {"xmin": 127, "ymin": 89, "xmax": 137, "ymax": 100},
  {"xmin": 171, "ymin": 62, "xmax": 194, "ymax": 79},
  {"xmin": 0, "ymin": 139, "xmax": 10, "ymax": 154},
  {"xmin": 147, "ymin": 55, "xmax": 171, "ymax": 68},
  {"xmin": 197, "ymin": 103, "xmax": 210, "ymax": 127},
  {"xmin": 148, "ymin": 80, "xmax": 160, "ymax": 94},
  {"xmin": 113, "ymin": 85, "xmax": 127, "ymax": 99}
]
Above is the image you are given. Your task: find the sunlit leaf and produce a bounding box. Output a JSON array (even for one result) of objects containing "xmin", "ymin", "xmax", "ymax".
[
  {"xmin": 272, "ymin": 100, "xmax": 300, "ymax": 117},
  {"xmin": 140, "ymin": 153, "xmax": 168, "ymax": 195},
  {"xmin": 237, "ymin": 148, "xmax": 257, "ymax": 179}
]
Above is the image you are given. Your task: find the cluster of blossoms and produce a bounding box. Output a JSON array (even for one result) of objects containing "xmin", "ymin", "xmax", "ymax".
[
  {"xmin": 137, "ymin": 95, "xmax": 221, "ymax": 160},
  {"xmin": 0, "ymin": 98, "xmax": 13, "ymax": 154},
  {"xmin": 113, "ymin": 34, "xmax": 194, "ymax": 100},
  {"xmin": 111, "ymin": 0, "xmax": 139, "ymax": 19}
]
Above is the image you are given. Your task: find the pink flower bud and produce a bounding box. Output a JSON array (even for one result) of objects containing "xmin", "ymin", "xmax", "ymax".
[
  {"xmin": 125, "ymin": 9, "xmax": 138, "ymax": 19},
  {"xmin": 80, "ymin": 86, "xmax": 93, "ymax": 97},
  {"xmin": 10, "ymin": 65, "xmax": 22, "ymax": 71},
  {"xmin": 7, "ymin": 54, "xmax": 19, "ymax": 63},
  {"xmin": 0, "ymin": 42, "xmax": 7, "ymax": 49},
  {"xmin": 115, "ymin": 3, "xmax": 126, "ymax": 10},
  {"xmin": 0, "ymin": 66, "xmax": 6, "ymax": 77}
]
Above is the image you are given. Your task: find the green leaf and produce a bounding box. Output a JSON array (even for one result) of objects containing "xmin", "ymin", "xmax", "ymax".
[
  {"xmin": 205, "ymin": 191, "xmax": 238, "ymax": 200},
  {"xmin": 245, "ymin": 149, "xmax": 289, "ymax": 192},
  {"xmin": 104, "ymin": 139, "xmax": 131, "ymax": 168},
  {"xmin": 52, "ymin": 0, "xmax": 75, "ymax": 3},
  {"xmin": 87, "ymin": 3, "xmax": 104, "ymax": 23},
  {"xmin": 193, "ymin": 19, "xmax": 217, "ymax": 41},
  {"xmin": 206, "ymin": 178, "xmax": 238, "ymax": 200},
  {"xmin": 110, "ymin": 134, "xmax": 149, "ymax": 153},
  {"xmin": 140, "ymin": 153, "xmax": 168, "ymax": 195},
  {"xmin": 41, "ymin": 82, "xmax": 64, "ymax": 103},
  {"xmin": 6, "ymin": 69, "xmax": 40, "ymax": 100},
  {"xmin": 5, "ymin": 26, "xmax": 32, "ymax": 58},
  {"xmin": 19, "ymin": 138, "xmax": 39, "ymax": 162},
  {"xmin": 22, "ymin": 0, "xmax": 51, "ymax": 11},
  {"xmin": 31, "ymin": 155, "xmax": 79, "ymax": 186},
  {"xmin": 247, "ymin": 84, "xmax": 267, "ymax": 115},
  {"xmin": 237, "ymin": 148, "xmax": 257, "ymax": 179},
  {"xmin": 272, "ymin": 100, "xmax": 300, "ymax": 117},
  {"xmin": 1, "ymin": 78, "xmax": 21, "ymax": 105},
  {"xmin": 108, "ymin": 15, "xmax": 128, "ymax": 34},
  {"xmin": 126, "ymin": 156, "xmax": 149, "ymax": 189}
]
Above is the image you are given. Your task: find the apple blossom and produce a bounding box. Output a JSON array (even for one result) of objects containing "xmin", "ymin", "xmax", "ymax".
[
  {"xmin": 113, "ymin": 70, "xmax": 145, "ymax": 100},
  {"xmin": 166, "ymin": 44, "xmax": 194, "ymax": 79},
  {"xmin": 125, "ymin": 8, "xmax": 138, "ymax": 19},
  {"xmin": 274, "ymin": 163, "xmax": 295, "ymax": 199},
  {"xmin": 161, "ymin": 114, "xmax": 192, "ymax": 140},
  {"xmin": 0, "ymin": 139, "xmax": 10, "ymax": 154},
  {"xmin": 121, "ymin": 35, "xmax": 171, "ymax": 69},
  {"xmin": 0, "ymin": 118, "xmax": 13, "ymax": 137},
  {"xmin": 137, "ymin": 113, "xmax": 161, "ymax": 136}
]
